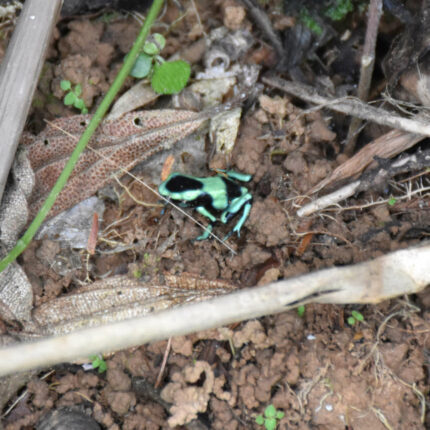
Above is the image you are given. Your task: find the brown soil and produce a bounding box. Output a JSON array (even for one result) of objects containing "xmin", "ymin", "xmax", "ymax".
[{"xmin": 1, "ymin": 1, "xmax": 430, "ymax": 429}]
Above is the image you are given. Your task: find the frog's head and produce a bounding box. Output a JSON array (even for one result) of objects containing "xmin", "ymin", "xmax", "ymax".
[{"xmin": 158, "ymin": 173, "xmax": 204, "ymax": 202}]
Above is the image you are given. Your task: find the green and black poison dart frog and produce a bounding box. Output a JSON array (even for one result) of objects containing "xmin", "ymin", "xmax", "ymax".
[{"xmin": 158, "ymin": 170, "xmax": 252, "ymax": 241}]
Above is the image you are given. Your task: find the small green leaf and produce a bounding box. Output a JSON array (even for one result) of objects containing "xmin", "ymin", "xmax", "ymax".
[
  {"xmin": 90, "ymin": 354, "xmax": 107, "ymax": 373},
  {"xmin": 97, "ymin": 359, "xmax": 107, "ymax": 373},
  {"xmin": 60, "ymin": 80, "xmax": 72, "ymax": 91},
  {"xmin": 297, "ymin": 305, "xmax": 305, "ymax": 317},
  {"xmin": 325, "ymin": 0, "xmax": 353, "ymax": 21},
  {"xmin": 388, "ymin": 197, "xmax": 397, "ymax": 206},
  {"xmin": 264, "ymin": 404, "xmax": 276, "ymax": 418},
  {"xmin": 130, "ymin": 53, "xmax": 153, "ymax": 78},
  {"xmin": 300, "ymin": 8, "xmax": 323, "ymax": 36},
  {"xmin": 151, "ymin": 60, "xmax": 191, "ymax": 94},
  {"xmin": 64, "ymin": 92, "xmax": 76, "ymax": 106},
  {"xmin": 264, "ymin": 418, "xmax": 277, "ymax": 430},
  {"xmin": 153, "ymin": 33, "xmax": 165, "ymax": 49},
  {"xmin": 133, "ymin": 269, "xmax": 142, "ymax": 278},
  {"xmin": 347, "ymin": 316, "xmax": 356, "ymax": 326},
  {"xmin": 74, "ymin": 84, "xmax": 82, "ymax": 97},
  {"xmin": 143, "ymin": 33, "xmax": 165, "ymax": 55},
  {"xmin": 144, "ymin": 42, "xmax": 159, "ymax": 56},
  {"xmin": 351, "ymin": 310, "xmax": 364, "ymax": 321},
  {"xmin": 276, "ymin": 411, "xmax": 285, "ymax": 419},
  {"xmin": 74, "ymin": 98, "xmax": 85, "ymax": 110},
  {"xmin": 81, "ymin": 107, "xmax": 88, "ymax": 114},
  {"xmin": 255, "ymin": 415, "xmax": 265, "ymax": 425}
]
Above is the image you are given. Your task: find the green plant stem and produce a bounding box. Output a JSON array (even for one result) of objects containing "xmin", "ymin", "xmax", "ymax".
[{"xmin": 0, "ymin": 0, "xmax": 165, "ymax": 273}]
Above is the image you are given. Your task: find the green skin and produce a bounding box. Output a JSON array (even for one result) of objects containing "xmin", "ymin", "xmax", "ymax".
[{"xmin": 158, "ymin": 170, "xmax": 252, "ymax": 240}]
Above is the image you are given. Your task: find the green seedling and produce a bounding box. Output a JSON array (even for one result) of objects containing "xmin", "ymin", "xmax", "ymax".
[
  {"xmin": 388, "ymin": 197, "xmax": 397, "ymax": 206},
  {"xmin": 300, "ymin": 8, "xmax": 323, "ymax": 35},
  {"xmin": 325, "ymin": 0, "xmax": 354, "ymax": 21},
  {"xmin": 297, "ymin": 305, "xmax": 305, "ymax": 317},
  {"xmin": 129, "ymin": 32, "xmax": 191, "ymax": 95},
  {"xmin": 90, "ymin": 354, "xmax": 107, "ymax": 373},
  {"xmin": 255, "ymin": 404, "xmax": 285, "ymax": 430},
  {"xmin": 301, "ymin": 0, "xmax": 354, "ymax": 35},
  {"xmin": 347, "ymin": 310, "xmax": 365, "ymax": 326},
  {"xmin": 133, "ymin": 269, "xmax": 142, "ymax": 278},
  {"xmin": 60, "ymin": 80, "xmax": 88, "ymax": 114}
]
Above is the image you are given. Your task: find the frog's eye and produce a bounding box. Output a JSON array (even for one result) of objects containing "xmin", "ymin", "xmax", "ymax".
[{"xmin": 165, "ymin": 175, "xmax": 203, "ymax": 192}]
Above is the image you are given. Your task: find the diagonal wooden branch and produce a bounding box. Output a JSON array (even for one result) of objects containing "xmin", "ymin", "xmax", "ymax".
[{"xmin": 0, "ymin": 243, "xmax": 428, "ymax": 376}]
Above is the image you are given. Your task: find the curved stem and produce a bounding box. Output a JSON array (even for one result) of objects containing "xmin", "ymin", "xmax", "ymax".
[{"xmin": 0, "ymin": 0, "xmax": 165, "ymax": 272}]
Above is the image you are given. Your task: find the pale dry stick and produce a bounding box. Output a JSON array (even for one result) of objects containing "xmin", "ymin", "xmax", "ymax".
[
  {"xmin": 297, "ymin": 180, "xmax": 360, "ymax": 217},
  {"xmin": 371, "ymin": 407, "xmax": 394, "ymax": 430},
  {"xmin": 345, "ymin": 0, "xmax": 383, "ymax": 155},
  {"xmin": 392, "ymin": 374, "xmax": 426, "ymax": 424},
  {"xmin": 356, "ymin": 310, "xmax": 405, "ymax": 375},
  {"xmin": 262, "ymin": 76, "xmax": 430, "ymax": 136},
  {"xmin": 298, "ymin": 150, "xmax": 430, "ymax": 217},
  {"xmin": 299, "ymin": 181, "xmax": 430, "ymax": 217},
  {"xmin": 1, "ymin": 369, "xmax": 55, "ymax": 418},
  {"xmin": 310, "ymin": 131, "xmax": 425, "ymax": 194},
  {"xmin": 46, "ymin": 121, "xmax": 238, "ymax": 255},
  {"xmin": 0, "ymin": 0, "xmax": 62, "ymax": 202},
  {"xmin": 0, "ymin": 244, "xmax": 428, "ymax": 376},
  {"xmin": 359, "ymin": 308, "xmax": 426, "ymax": 425}
]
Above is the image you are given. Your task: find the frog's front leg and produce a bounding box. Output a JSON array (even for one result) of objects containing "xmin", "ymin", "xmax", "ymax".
[
  {"xmin": 195, "ymin": 206, "xmax": 217, "ymax": 240},
  {"xmin": 221, "ymin": 192, "xmax": 252, "ymax": 240}
]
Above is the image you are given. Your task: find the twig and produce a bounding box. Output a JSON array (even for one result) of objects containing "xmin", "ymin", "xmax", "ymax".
[
  {"xmin": 297, "ymin": 149, "xmax": 430, "ymax": 217},
  {"xmin": 0, "ymin": 244, "xmax": 428, "ymax": 376},
  {"xmin": 262, "ymin": 76, "xmax": 430, "ymax": 136},
  {"xmin": 154, "ymin": 337, "xmax": 171, "ymax": 389},
  {"xmin": 239, "ymin": 0, "xmax": 284, "ymax": 59},
  {"xmin": 345, "ymin": 0, "xmax": 383, "ymax": 155},
  {"xmin": 0, "ymin": 0, "xmax": 62, "ymax": 201},
  {"xmin": 310, "ymin": 129, "xmax": 424, "ymax": 194}
]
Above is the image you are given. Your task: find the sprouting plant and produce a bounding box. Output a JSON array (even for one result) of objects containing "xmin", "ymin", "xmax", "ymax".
[
  {"xmin": 388, "ymin": 197, "xmax": 397, "ymax": 206},
  {"xmin": 90, "ymin": 354, "xmax": 107, "ymax": 373},
  {"xmin": 325, "ymin": 0, "xmax": 354, "ymax": 21},
  {"xmin": 297, "ymin": 305, "xmax": 305, "ymax": 317},
  {"xmin": 347, "ymin": 310, "xmax": 365, "ymax": 326},
  {"xmin": 129, "ymin": 32, "xmax": 191, "ymax": 95},
  {"xmin": 60, "ymin": 80, "xmax": 88, "ymax": 114},
  {"xmin": 255, "ymin": 404, "xmax": 285, "ymax": 430},
  {"xmin": 133, "ymin": 269, "xmax": 142, "ymax": 278},
  {"xmin": 301, "ymin": 0, "xmax": 354, "ymax": 35},
  {"xmin": 300, "ymin": 8, "xmax": 323, "ymax": 36}
]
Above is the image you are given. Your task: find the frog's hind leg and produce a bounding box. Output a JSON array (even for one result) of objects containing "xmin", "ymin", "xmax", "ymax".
[
  {"xmin": 221, "ymin": 195, "xmax": 252, "ymax": 240},
  {"xmin": 195, "ymin": 206, "xmax": 217, "ymax": 240}
]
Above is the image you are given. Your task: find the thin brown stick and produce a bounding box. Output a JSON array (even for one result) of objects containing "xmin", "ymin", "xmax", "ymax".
[
  {"xmin": 154, "ymin": 337, "xmax": 172, "ymax": 389},
  {"xmin": 345, "ymin": 0, "xmax": 383, "ymax": 155}
]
